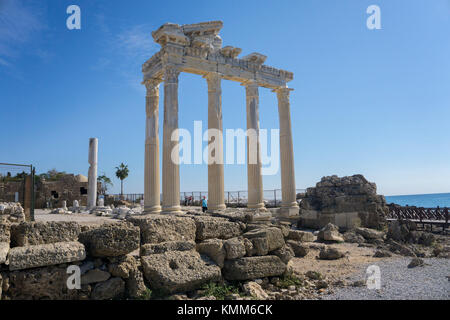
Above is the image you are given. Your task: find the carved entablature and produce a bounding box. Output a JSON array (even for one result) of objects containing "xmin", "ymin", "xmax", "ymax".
[
  {"xmin": 182, "ymin": 21, "xmax": 223, "ymax": 52},
  {"xmin": 219, "ymin": 46, "xmax": 242, "ymax": 59},
  {"xmin": 143, "ymin": 21, "xmax": 294, "ymax": 89},
  {"xmin": 242, "ymin": 53, "xmax": 267, "ymax": 66},
  {"xmin": 152, "ymin": 23, "xmax": 189, "ymax": 46}
]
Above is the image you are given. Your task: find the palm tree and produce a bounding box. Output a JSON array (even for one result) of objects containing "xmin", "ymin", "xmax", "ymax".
[
  {"xmin": 115, "ymin": 163, "xmax": 129, "ymax": 198},
  {"xmin": 98, "ymin": 173, "xmax": 113, "ymax": 195}
]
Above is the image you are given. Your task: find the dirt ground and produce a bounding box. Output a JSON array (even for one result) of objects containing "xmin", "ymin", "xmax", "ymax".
[
  {"xmin": 34, "ymin": 209, "xmax": 117, "ymax": 226},
  {"xmin": 290, "ymin": 242, "xmax": 393, "ymax": 284}
]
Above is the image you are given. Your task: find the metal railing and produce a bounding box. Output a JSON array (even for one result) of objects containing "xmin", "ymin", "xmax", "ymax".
[
  {"xmin": 387, "ymin": 205, "xmax": 449, "ymax": 232},
  {"xmin": 109, "ymin": 189, "xmax": 305, "ymax": 207},
  {"xmin": 0, "ymin": 162, "xmax": 35, "ymax": 220}
]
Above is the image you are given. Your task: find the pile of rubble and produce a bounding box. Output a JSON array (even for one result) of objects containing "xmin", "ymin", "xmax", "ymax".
[
  {"xmin": 298, "ymin": 175, "xmax": 388, "ymax": 229},
  {"xmin": 0, "ymin": 202, "xmax": 25, "ymax": 223},
  {"xmin": 1, "ymin": 200, "xmax": 447, "ymax": 300},
  {"xmin": 48, "ymin": 199, "xmax": 144, "ymax": 220},
  {"xmin": 0, "ymin": 210, "xmax": 301, "ymax": 299}
]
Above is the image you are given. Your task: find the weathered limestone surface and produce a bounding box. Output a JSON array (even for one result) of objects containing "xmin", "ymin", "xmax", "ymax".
[
  {"xmin": 196, "ymin": 238, "xmax": 226, "ymax": 267},
  {"xmin": 81, "ymin": 269, "xmax": 111, "ymax": 285},
  {"xmin": 355, "ymin": 227, "xmax": 384, "ymax": 240},
  {"xmin": 0, "ymin": 242, "xmax": 9, "ymax": 264},
  {"xmin": 11, "ymin": 221, "xmax": 81, "ymax": 247},
  {"xmin": 287, "ymin": 230, "xmax": 315, "ymax": 242},
  {"xmin": 243, "ymin": 227, "xmax": 285, "ymax": 252},
  {"xmin": 140, "ymin": 240, "xmax": 195, "ymax": 256},
  {"xmin": 271, "ymin": 245, "xmax": 294, "ymax": 264},
  {"xmin": 193, "ymin": 216, "xmax": 242, "ymax": 241},
  {"xmin": 286, "ymin": 240, "xmax": 309, "ymax": 257},
  {"xmin": 128, "ymin": 214, "xmax": 196, "ymax": 244},
  {"xmin": 7, "ymin": 265, "xmax": 84, "ymax": 300},
  {"xmin": 8, "ymin": 241, "xmax": 86, "ymax": 271},
  {"xmin": 223, "ymin": 256, "xmax": 286, "ymax": 280},
  {"xmin": 78, "ymin": 223, "xmax": 139, "ymax": 257},
  {"xmin": 318, "ymin": 247, "xmax": 345, "ymax": 260},
  {"xmin": 299, "ymin": 175, "xmax": 388, "ymax": 229},
  {"xmin": 223, "ymin": 237, "xmax": 246, "ymax": 260},
  {"xmin": 141, "ymin": 250, "xmax": 221, "ymax": 294},
  {"xmin": 125, "ymin": 268, "xmax": 147, "ymax": 299},
  {"xmin": 0, "ymin": 202, "xmax": 25, "ymax": 223},
  {"xmin": 91, "ymin": 277, "xmax": 125, "ymax": 300},
  {"xmin": 107, "ymin": 255, "xmax": 139, "ymax": 279},
  {"xmin": 317, "ymin": 223, "xmax": 344, "ymax": 242},
  {"xmin": 0, "ymin": 223, "xmax": 10, "ymax": 242}
]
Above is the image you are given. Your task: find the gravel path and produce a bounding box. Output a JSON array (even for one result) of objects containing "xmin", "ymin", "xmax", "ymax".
[{"xmin": 324, "ymin": 257, "xmax": 450, "ymax": 300}]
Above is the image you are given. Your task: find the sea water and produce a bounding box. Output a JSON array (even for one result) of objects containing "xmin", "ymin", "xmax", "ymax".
[{"xmin": 385, "ymin": 193, "xmax": 450, "ymax": 208}]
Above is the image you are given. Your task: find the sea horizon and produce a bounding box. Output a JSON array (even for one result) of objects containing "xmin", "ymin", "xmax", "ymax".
[{"xmin": 385, "ymin": 192, "xmax": 450, "ymax": 208}]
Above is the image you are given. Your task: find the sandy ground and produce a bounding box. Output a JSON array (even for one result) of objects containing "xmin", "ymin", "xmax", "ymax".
[
  {"xmin": 34, "ymin": 209, "xmax": 117, "ymax": 226},
  {"xmin": 290, "ymin": 242, "xmax": 393, "ymax": 283}
]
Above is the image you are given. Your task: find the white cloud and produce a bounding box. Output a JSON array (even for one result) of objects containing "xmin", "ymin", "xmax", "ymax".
[
  {"xmin": 0, "ymin": 0, "xmax": 46, "ymax": 67},
  {"xmin": 98, "ymin": 22, "xmax": 159, "ymax": 91},
  {"xmin": 115, "ymin": 24, "xmax": 157, "ymax": 61}
]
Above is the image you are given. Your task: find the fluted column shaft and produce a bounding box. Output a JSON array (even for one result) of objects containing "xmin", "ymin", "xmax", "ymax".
[
  {"xmin": 162, "ymin": 65, "xmax": 182, "ymax": 214},
  {"xmin": 245, "ymin": 81, "xmax": 265, "ymax": 209},
  {"xmin": 275, "ymin": 87, "xmax": 299, "ymax": 214},
  {"xmin": 144, "ymin": 79, "xmax": 161, "ymax": 213},
  {"xmin": 205, "ymin": 73, "xmax": 226, "ymax": 210}
]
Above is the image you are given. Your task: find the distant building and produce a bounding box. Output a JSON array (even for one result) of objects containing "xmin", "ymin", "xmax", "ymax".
[{"xmin": 0, "ymin": 173, "xmax": 100, "ymax": 208}]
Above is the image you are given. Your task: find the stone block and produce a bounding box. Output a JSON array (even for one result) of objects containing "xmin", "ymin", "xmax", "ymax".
[
  {"xmin": 140, "ymin": 241, "xmax": 195, "ymax": 256},
  {"xmin": 193, "ymin": 216, "xmax": 242, "ymax": 241},
  {"xmin": 141, "ymin": 250, "xmax": 221, "ymax": 294},
  {"xmin": 8, "ymin": 241, "xmax": 86, "ymax": 271},
  {"xmin": 128, "ymin": 214, "xmax": 196, "ymax": 244},
  {"xmin": 78, "ymin": 223, "xmax": 139, "ymax": 257},
  {"xmin": 10, "ymin": 221, "xmax": 81, "ymax": 247},
  {"xmin": 223, "ymin": 256, "xmax": 286, "ymax": 281}
]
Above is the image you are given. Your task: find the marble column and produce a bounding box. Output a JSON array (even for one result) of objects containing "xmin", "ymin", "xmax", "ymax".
[
  {"xmin": 205, "ymin": 72, "xmax": 226, "ymax": 211},
  {"xmin": 274, "ymin": 87, "xmax": 299, "ymax": 216},
  {"xmin": 87, "ymin": 137, "xmax": 98, "ymax": 210},
  {"xmin": 144, "ymin": 78, "xmax": 162, "ymax": 213},
  {"xmin": 244, "ymin": 81, "xmax": 265, "ymax": 209},
  {"xmin": 162, "ymin": 65, "xmax": 182, "ymax": 214}
]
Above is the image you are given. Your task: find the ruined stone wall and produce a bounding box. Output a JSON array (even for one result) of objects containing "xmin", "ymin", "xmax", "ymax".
[
  {"xmin": 0, "ymin": 211, "xmax": 309, "ymax": 300},
  {"xmin": 298, "ymin": 175, "xmax": 388, "ymax": 230},
  {"xmin": 0, "ymin": 181, "xmax": 24, "ymax": 203},
  {"xmin": 35, "ymin": 175, "xmax": 101, "ymax": 208}
]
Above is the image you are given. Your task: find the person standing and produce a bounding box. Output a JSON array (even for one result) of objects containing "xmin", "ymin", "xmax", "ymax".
[{"xmin": 201, "ymin": 196, "xmax": 208, "ymax": 213}]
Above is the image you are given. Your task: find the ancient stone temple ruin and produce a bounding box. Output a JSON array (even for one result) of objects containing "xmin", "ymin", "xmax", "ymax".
[{"xmin": 142, "ymin": 21, "xmax": 298, "ymax": 216}]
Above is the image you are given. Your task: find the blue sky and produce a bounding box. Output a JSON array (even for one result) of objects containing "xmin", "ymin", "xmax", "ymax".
[{"xmin": 0, "ymin": 0, "xmax": 449, "ymax": 196}]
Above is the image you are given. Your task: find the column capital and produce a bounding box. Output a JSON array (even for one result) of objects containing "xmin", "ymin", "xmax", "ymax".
[
  {"xmin": 143, "ymin": 78, "xmax": 162, "ymax": 96},
  {"xmin": 163, "ymin": 64, "xmax": 181, "ymax": 83},
  {"xmin": 204, "ymin": 72, "xmax": 222, "ymax": 92},
  {"xmin": 242, "ymin": 80, "xmax": 259, "ymax": 97},
  {"xmin": 272, "ymin": 86, "xmax": 294, "ymax": 94}
]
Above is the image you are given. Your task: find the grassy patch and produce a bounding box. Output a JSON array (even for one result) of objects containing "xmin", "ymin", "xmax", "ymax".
[
  {"xmin": 277, "ymin": 274, "xmax": 303, "ymax": 288},
  {"xmin": 137, "ymin": 288, "xmax": 152, "ymax": 300},
  {"xmin": 200, "ymin": 281, "xmax": 241, "ymax": 300}
]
